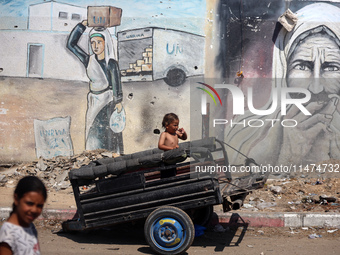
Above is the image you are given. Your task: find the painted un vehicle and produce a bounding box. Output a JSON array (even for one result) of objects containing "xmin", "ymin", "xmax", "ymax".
[{"xmin": 117, "ymin": 27, "xmax": 205, "ymax": 87}]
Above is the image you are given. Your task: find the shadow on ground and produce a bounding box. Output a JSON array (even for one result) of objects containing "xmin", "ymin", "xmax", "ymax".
[{"xmin": 56, "ymin": 213, "xmax": 248, "ymax": 254}]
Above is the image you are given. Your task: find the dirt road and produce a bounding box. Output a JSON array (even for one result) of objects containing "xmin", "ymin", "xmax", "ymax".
[{"xmin": 35, "ymin": 222, "xmax": 340, "ymax": 255}]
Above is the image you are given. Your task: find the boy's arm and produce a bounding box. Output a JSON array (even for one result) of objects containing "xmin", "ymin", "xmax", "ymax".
[
  {"xmin": 158, "ymin": 133, "xmax": 178, "ymax": 151},
  {"xmin": 177, "ymin": 128, "xmax": 187, "ymax": 140}
]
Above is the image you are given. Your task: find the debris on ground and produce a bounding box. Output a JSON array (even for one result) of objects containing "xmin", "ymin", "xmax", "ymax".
[
  {"xmin": 308, "ymin": 233, "xmax": 322, "ymax": 239},
  {"xmin": 0, "ymin": 149, "xmax": 118, "ymax": 191},
  {"xmin": 327, "ymin": 229, "xmax": 338, "ymax": 233},
  {"xmin": 1, "ymin": 156, "xmax": 340, "ymax": 213},
  {"xmin": 235, "ymin": 175, "xmax": 340, "ymax": 213}
]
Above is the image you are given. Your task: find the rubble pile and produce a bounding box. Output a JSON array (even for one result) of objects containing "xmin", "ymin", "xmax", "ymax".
[
  {"xmin": 1, "ymin": 154, "xmax": 340, "ymax": 213},
  {"xmin": 242, "ymin": 177, "xmax": 340, "ymax": 213},
  {"xmin": 0, "ymin": 150, "xmax": 117, "ymax": 191}
]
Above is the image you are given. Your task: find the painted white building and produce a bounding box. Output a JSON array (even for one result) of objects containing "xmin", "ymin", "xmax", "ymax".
[
  {"xmin": 0, "ymin": 0, "xmax": 118, "ymax": 81},
  {"xmin": 0, "ymin": 30, "xmax": 88, "ymax": 80},
  {"xmin": 29, "ymin": 1, "xmax": 86, "ymax": 32}
]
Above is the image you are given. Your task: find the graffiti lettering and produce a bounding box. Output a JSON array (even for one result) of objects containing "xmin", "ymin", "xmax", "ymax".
[
  {"xmin": 92, "ymin": 16, "xmax": 106, "ymax": 24},
  {"xmin": 166, "ymin": 43, "xmax": 183, "ymax": 55},
  {"xmin": 126, "ymin": 33, "xmax": 144, "ymax": 39},
  {"xmin": 40, "ymin": 129, "xmax": 66, "ymax": 137},
  {"xmin": 167, "ymin": 43, "xmax": 175, "ymax": 54}
]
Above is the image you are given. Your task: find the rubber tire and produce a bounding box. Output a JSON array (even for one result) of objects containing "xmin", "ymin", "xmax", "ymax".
[
  {"xmin": 164, "ymin": 68, "xmax": 186, "ymax": 87},
  {"xmin": 189, "ymin": 205, "xmax": 214, "ymax": 227},
  {"xmin": 144, "ymin": 206, "xmax": 195, "ymax": 255}
]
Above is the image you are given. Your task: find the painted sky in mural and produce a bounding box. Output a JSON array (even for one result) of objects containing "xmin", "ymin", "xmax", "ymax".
[{"xmin": 0, "ymin": 0, "xmax": 206, "ymax": 34}]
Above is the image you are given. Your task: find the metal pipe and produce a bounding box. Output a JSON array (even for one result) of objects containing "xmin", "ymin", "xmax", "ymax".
[{"xmin": 231, "ymin": 199, "xmax": 244, "ymax": 210}]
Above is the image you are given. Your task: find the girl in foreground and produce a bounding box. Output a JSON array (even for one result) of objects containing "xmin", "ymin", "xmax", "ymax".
[{"xmin": 0, "ymin": 176, "xmax": 47, "ymax": 255}]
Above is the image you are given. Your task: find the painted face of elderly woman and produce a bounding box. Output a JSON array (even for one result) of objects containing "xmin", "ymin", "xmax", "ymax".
[
  {"xmin": 223, "ymin": 3, "xmax": 340, "ymax": 167},
  {"xmin": 286, "ymin": 28, "xmax": 340, "ymax": 102},
  {"xmin": 281, "ymin": 26, "xmax": 340, "ymax": 164}
]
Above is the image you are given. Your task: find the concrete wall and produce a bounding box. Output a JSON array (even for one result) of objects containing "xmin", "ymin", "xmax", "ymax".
[
  {"xmin": 208, "ymin": 0, "xmax": 340, "ymax": 167},
  {"xmin": 2, "ymin": 0, "xmax": 340, "ymax": 168},
  {"xmin": 0, "ymin": 0, "xmax": 200, "ymax": 162}
]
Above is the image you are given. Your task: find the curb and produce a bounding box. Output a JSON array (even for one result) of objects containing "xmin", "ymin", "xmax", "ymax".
[
  {"xmin": 0, "ymin": 207, "xmax": 77, "ymax": 222},
  {"xmin": 216, "ymin": 211, "xmax": 340, "ymax": 228},
  {"xmin": 1, "ymin": 207, "xmax": 340, "ymax": 228}
]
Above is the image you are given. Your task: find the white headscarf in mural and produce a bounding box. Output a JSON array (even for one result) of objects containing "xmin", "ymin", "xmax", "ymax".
[
  {"xmin": 273, "ymin": 2, "xmax": 340, "ymax": 83},
  {"xmin": 225, "ymin": 3, "xmax": 340, "ymax": 166},
  {"xmin": 88, "ymin": 27, "xmax": 116, "ymax": 64}
]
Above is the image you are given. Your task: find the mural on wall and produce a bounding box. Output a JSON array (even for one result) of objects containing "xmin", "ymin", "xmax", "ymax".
[
  {"xmin": 117, "ymin": 27, "xmax": 205, "ymax": 86},
  {"xmin": 0, "ymin": 0, "xmax": 206, "ymax": 162},
  {"xmin": 67, "ymin": 7, "xmax": 124, "ymax": 153},
  {"xmin": 217, "ymin": 0, "xmax": 340, "ymax": 166}
]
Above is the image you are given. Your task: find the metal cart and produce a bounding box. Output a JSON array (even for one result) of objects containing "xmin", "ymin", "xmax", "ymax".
[{"xmin": 62, "ymin": 137, "xmax": 267, "ymax": 255}]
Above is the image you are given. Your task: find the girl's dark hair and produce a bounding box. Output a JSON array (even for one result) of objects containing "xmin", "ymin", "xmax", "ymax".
[
  {"xmin": 11, "ymin": 176, "xmax": 47, "ymax": 214},
  {"xmin": 162, "ymin": 113, "xmax": 179, "ymax": 128}
]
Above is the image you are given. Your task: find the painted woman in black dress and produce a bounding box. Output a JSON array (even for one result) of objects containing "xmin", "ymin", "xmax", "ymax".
[{"xmin": 67, "ymin": 20, "xmax": 124, "ymax": 153}]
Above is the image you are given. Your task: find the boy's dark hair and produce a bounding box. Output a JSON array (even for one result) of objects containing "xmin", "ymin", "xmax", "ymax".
[
  {"xmin": 11, "ymin": 176, "xmax": 47, "ymax": 214},
  {"xmin": 162, "ymin": 113, "xmax": 179, "ymax": 128}
]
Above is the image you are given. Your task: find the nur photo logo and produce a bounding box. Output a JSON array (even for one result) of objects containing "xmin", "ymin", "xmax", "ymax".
[
  {"xmin": 197, "ymin": 82, "xmax": 312, "ymax": 117},
  {"xmin": 196, "ymin": 82, "xmax": 222, "ymax": 115}
]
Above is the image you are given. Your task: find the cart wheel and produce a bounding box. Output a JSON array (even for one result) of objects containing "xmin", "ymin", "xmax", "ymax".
[
  {"xmin": 164, "ymin": 68, "xmax": 186, "ymax": 87},
  {"xmin": 144, "ymin": 206, "xmax": 195, "ymax": 255},
  {"xmin": 190, "ymin": 205, "xmax": 214, "ymax": 227}
]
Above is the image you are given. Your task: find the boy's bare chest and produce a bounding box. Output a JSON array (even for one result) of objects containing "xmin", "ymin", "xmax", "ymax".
[{"xmin": 166, "ymin": 133, "xmax": 178, "ymax": 144}]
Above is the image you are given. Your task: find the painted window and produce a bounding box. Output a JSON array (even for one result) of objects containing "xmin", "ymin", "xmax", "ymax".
[
  {"xmin": 71, "ymin": 13, "xmax": 81, "ymax": 20},
  {"xmin": 58, "ymin": 11, "xmax": 68, "ymax": 19}
]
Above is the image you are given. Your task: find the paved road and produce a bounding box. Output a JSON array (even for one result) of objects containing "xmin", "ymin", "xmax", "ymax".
[{"xmin": 36, "ymin": 222, "xmax": 340, "ymax": 255}]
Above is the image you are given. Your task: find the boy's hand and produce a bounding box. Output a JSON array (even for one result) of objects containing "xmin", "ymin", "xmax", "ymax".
[
  {"xmin": 177, "ymin": 128, "xmax": 187, "ymax": 140},
  {"xmin": 177, "ymin": 128, "xmax": 185, "ymax": 136},
  {"xmin": 178, "ymin": 128, "xmax": 185, "ymax": 133}
]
